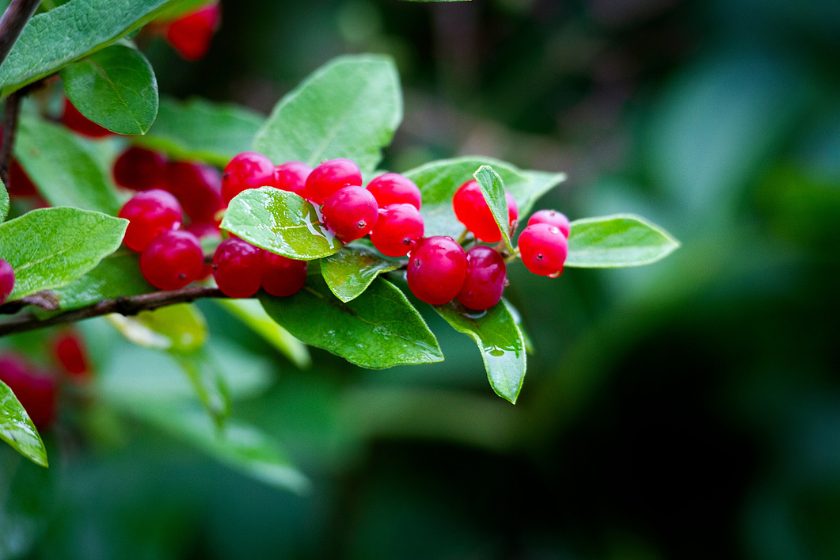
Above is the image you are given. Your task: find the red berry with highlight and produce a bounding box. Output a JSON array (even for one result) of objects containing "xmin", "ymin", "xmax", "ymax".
[
  {"xmin": 528, "ymin": 209, "xmax": 570, "ymax": 238},
  {"xmin": 113, "ymin": 147, "xmax": 168, "ymax": 191},
  {"xmin": 0, "ymin": 258, "xmax": 14, "ymax": 305},
  {"xmin": 518, "ymin": 223, "xmax": 568, "ymax": 277},
  {"xmin": 274, "ymin": 161, "xmax": 311, "ymax": 197},
  {"xmin": 452, "ymin": 180, "xmax": 516, "ymax": 243},
  {"xmin": 118, "ymin": 189, "xmax": 183, "ymax": 252},
  {"xmin": 166, "ymin": 161, "xmax": 224, "ymax": 223},
  {"xmin": 165, "ymin": 2, "xmax": 220, "ymax": 61},
  {"xmin": 222, "ymin": 151, "xmax": 275, "ymax": 204},
  {"xmin": 261, "ymin": 253, "xmax": 307, "ymax": 297},
  {"xmin": 52, "ymin": 331, "xmax": 91, "ymax": 379},
  {"xmin": 406, "ymin": 236, "xmax": 467, "ymax": 305},
  {"xmin": 62, "ymin": 98, "xmax": 111, "ymax": 138},
  {"xmin": 370, "ymin": 203, "xmax": 424, "ymax": 257},
  {"xmin": 366, "ymin": 173, "xmax": 422, "ymax": 209},
  {"xmin": 212, "ymin": 238, "xmax": 265, "ymax": 298},
  {"xmin": 457, "ymin": 246, "xmax": 507, "ymax": 311},
  {"xmin": 321, "ymin": 186, "xmax": 379, "ymax": 242},
  {"xmin": 139, "ymin": 230, "xmax": 204, "ymax": 290},
  {"xmin": 0, "ymin": 353, "xmax": 56, "ymax": 429},
  {"xmin": 304, "ymin": 158, "xmax": 362, "ymax": 204}
]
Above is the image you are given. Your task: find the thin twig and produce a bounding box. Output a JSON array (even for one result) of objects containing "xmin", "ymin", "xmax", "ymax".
[
  {"xmin": 0, "ymin": 0, "xmax": 40, "ymax": 69},
  {"xmin": 0, "ymin": 90, "xmax": 20, "ymax": 186}
]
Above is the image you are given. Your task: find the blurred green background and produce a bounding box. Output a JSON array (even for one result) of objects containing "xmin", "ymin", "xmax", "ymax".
[{"xmin": 4, "ymin": 0, "xmax": 840, "ymax": 558}]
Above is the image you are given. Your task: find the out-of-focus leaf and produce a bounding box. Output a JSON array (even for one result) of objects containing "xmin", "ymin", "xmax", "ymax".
[
  {"xmin": 565, "ymin": 214, "xmax": 680, "ymax": 268},
  {"xmin": 106, "ymin": 303, "xmax": 207, "ymax": 353},
  {"xmin": 172, "ymin": 350, "xmax": 230, "ymax": 427},
  {"xmin": 260, "ymin": 276, "xmax": 443, "ymax": 369},
  {"xmin": 253, "ymin": 54, "xmax": 402, "ymax": 173},
  {"xmin": 48, "ymin": 251, "xmax": 153, "ymax": 312},
  {"xmin": 0, "ymin": 380, "xmax": 47, "ymax": 467},
  {"xmin": 320, "ymin": 245, "xmax": 400, "ymax": 303},
  {"xmin": 473, "ymin": 165, "xmax": 513, "ymax": 251}
]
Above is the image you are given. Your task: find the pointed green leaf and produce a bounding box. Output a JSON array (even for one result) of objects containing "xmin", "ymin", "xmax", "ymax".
[
  {"xmin": 260, "ymin": 276, "xmax": 443, "ymax": 369},
  {"xmin": 60, "ymin": 44, "xmax": 158, "ymax": 135},
  {"xmin": 47, "ymin": 251, "xmax": 153, "ymax": 312},
  {"xmin": 0, "ymin": 208, "xmax": 127, "ymax": 299},
  {"xmin": 253, "ymin": 54, "xmax": 402, "ymax": 173},
  {"xmin": 221, "ymin": 187, "xmax": 343, "ymax": 260},
  {"xmin": 566, "ymin": 214, "xmax": 680, "ymax": 268},
  {"xmin": 0, "ymin": 380, "xmax": 48, "ymax": 467},
  {"xmin": 473, "ymin": 165, "xmax": 513, "ymax": 251},
  {"xmin": 434, "ymin": 299, "xmax": 527, "ymax": 404},
  {"xmin": 321, "ymin": 245, "xmax": 400, "ymax": 303}
]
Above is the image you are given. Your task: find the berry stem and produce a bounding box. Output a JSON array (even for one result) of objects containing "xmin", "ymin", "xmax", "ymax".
[
  {"xmin": 456, "ymin": 228, "xmax": 470, "ymax": 245},
  {"xmin": 0, "ymin": 0, "xmax": 41, "ymax": 69}
]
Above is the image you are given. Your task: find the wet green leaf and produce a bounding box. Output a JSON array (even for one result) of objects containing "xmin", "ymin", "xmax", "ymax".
[
  {"xmin": 434, "ymin": 299, "xmax": 527, "ymax": 404},
  {"xmin": 221, "ymin": 187, "xmax": 343, "ymax": 260},
  {"xmin": 253, "ymin": 54, "xmax": 401, "ymax": 173},
  {"xmin": 48, "ymin": 251, "xmax": 153, "ymax": 312},
  {"xmin": 0, "ymin": 208, "xmax": 127, "ymax": 299},
  {"xmin": 60, "ymin": 44, "xmax": 158, "ymax": 135},
  {"xmin": 473, "ymin": 165, "xmax": 513, "ymax": 251},
  {"xmin": 0, "ymin": 380, "xmax": 48, "ymax": 467},
  {"xmin": 566, "ymin": 214, "xmax": 680, "ymax": 268},
  {"xmin": 260, "ymin": 276, "xmax": 443, "ymax": 369},
  {"xmin": 321, "ymin": 245, "xmax": 400, "ymax": 302}
]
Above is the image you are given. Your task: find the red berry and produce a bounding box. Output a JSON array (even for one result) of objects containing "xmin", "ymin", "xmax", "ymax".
[
  {"xmin": 274, "ymin": 162, "xmax": 311, "ymax": 197},
  {"xmin": 0, "ymin": 353, "xmax": 56, "ymax": 429},
  {"xmin": 221, "ymin": 151, "xmax": 275, "ymax": 204},
  {"xmin": 118, "ymin": 189, "xmax": 184, "ymax": 252},
  {"xmin": 51, "ymin": 331, "xmax": 91, "ymax": 379},
  {"xmin": 321, "ymin": 186, "xmax": 379, "ymax": 243},
  {"xmin": 527, "ymin": 209, "xmax": 570, "ymax": 238},
  {"xmin": 0, "ymin": 258, "xmax": 14, "ymax": 305},
  {"xmin": 518, "ymin": 223, "xmax": 568, "ymax": 277},
  {"xmin": 370, "ymin": 203, "xmax": 424, "ymax": 257},
  {"xmin": 366, "ymin": 173, "xmax": 422, "ymax": 209},
  {"xmin": 304, "ymin": 158, "xmax": 362, "ymax": 204},
  {"xmin": 457, "ymin": 246, "xmax": 507, "ymax": 311},
  {"xmin": 261, "ymin": 253, "xmax": 307, "ymax": 297},
  {"xmin": 61, "ymin": 98, "xmax": 111, "ymax": 138},
  {"xmin": 212, "ymin": 238, "xmax": 265, "ymax": 298},
  {"xmin": 452, "ymin": 180, "xmax": 516, "ymax": 243},
  {"xmin": 8, "ymin": 161, "xmax": 38, "ymax": 196},
  {"xmin": 507, "ymin": 192, "xmax": 519, "ymax": 226},
  {"xmin": 165, "ymin": 2, "xmax": 221, "ymax": 61},
  {"xmin": 113, "ymin": 147, "xmax": 168, "ymax": 191},
  {"xmin": 185, "ymin": 221, "xmax": 221, "ymax": 240},
  {"xmin": 139, "ymin": 230, "xmax": 204, "ymax": 290},
  {"xmin": 406, "ymin": 236, "xmax": 467, "ymax": 305},
  {"xmin": 165, "ymin": 161, "xmax": 224, "ymax": 224}
]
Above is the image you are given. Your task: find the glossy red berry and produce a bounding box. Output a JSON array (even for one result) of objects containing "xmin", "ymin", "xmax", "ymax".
[
  {"xmin": 321, "ymin": 186, "xmax": 379, "ymax": 242},
  {"xmin": 165, "ymin": 161, "xmax": 224, "ymax": 224},
  {"xmin": 527, "ymin": 209, "xmax": 570, "ymax": 238},
  {"xmin": 61, "ymin": 98, "xmax": 111, "ymax": 138},
  {"xmin": 212, "ymin": 238, "xmax": 265, "ymax": 298},
  {"xmin": 0, "ymin": 353, "xmax": 56, "ymax": 429},
  {"xmin": 274, "ymin": 162, "xmax": 311, "ymax": 197},
  {"xmin": 406, "ymin": 236, "xmax": 467, "ymax": 305},
  {"xmin": 452, "ymin": 180, "xmax": 516, "ymax": 243},
  {"xmin": 370, "ymin": 203, "xmax": 424, "ymax": 257},
  {"xmin": 222, "ymin": 152, "xmax": 275, "ymax": 204},
  {"xmin": 139, "ymin": 230, "xmax": 204, "ymax": 290},
  {"xmin": 518, "ymin": 223, "xmax": 568, "ymax": 277},
  {"xmin": 0, "ymin": 258, "xmax": 14, "ymax": 305},
  {"xmin": 113, "ymin": 147, "xmax": 168, "ymax": 191},
  {"xmin": 304, "ymin": 158, "xmax": 363, "ymax": 204},
  {"xmin": 366, "ymin": 173, "xmax": 422, "ymax": 209},
  {"xmin": 457, "ymin": 246, "xmax": 507, "ymax": 311},
  {"xmin": 51, "ymin": 331, "xmax": 91, "ymax": 379},
  {"xmin": 261, "ymin": 253, "xmax": 307, "ymax": 297},
  {"xmin": 185, "ymin": 221, "xmax": 221, "ymax": 240},
  {"xmin": 165, "ymin": 2, "xmax": 221, "ymax": 61},
  {"xmin": 118, "ymin": 189, "xmax": 183, "ymax": 252}
]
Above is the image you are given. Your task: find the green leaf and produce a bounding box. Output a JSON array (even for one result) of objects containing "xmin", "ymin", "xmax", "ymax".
[
  {"xmin": 60, "ymin": 44, "xmax": 158, "ymax": 135},
  {"xmin": 14, "ymin": 115, "xmax": 123, "ymax": 214},
  {"xmin": 260, "ymin": 276, "xmax": 443, "ymax": 369},
  {"xmin": 133, "ymin": 97, "xmax": 265, "ymax": 167},
  {"xmin": 566, "ymin": 214, "xmax": 680, "ymax": 268},
  {"xmin": 172, "ymin": 350, "xmax": 231, "ymax": 427},
  {"xmin": 0, "ymin": 380, "xmax": 48, "ymax": 467},
  {"xmin": 320, "ymin": 245, "xmax": 400, "ymax": 303},
  {"xmin": 106, "ymin": 303, "xmax": 207, "ymax": 353},
  {"xmin": 221, "ymin": 187, "xmax": 343, "ymax": 260},
  {"xmin": 253, "ymin": 54, "xmax": 402, "ymax": 173},
  {"xmin": 0, "ymin": 0, "xmax": 191, "ymax": 97},
  {"xmin": 0, "ymin": 208, "xmax": 127, "ymax": 299},
  {"xmin": 0, "ymin": 182, "xmax": 8, "ymax": 222},
  {"xmin": 434, "ymin": 299, "xmax": 527, "ymax": 404},
  {"xmin": 473, "ymin": 165, "xmax": 513, "ymax": 251}
]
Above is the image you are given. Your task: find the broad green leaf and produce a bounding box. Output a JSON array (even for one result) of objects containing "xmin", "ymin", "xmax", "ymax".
[
  {"xmin": 321, "ymin": 245, "xmax": 400, "ymax": 303},
  {"xmin": 253, "ymin": 54, "xmax": 402, "ymax": 173},
  {"xmin": 434, "ymin": 299, "xmax": 527, "ymax": 404},
  {"xmin": 217, "ymin": 299, "xmax": 311, "ymax": 369},
  {"xmin": 0, "ymin": 0, "xmax": 191, "ymax": 96},
  {"xmin": 48, "ymin": 251, "xmax": 153, "ymax": 312},
  {"xmin": 260, "ymin": 276, "xmax": 443, "ymax": 369},
  {"xmin": 134, "ymin": 97, "xmax": 265, "ymax": 167},
  {"xmin": 0, "ymin": 380, "xmax": 48, "ymax": 467},
  {"xmin": 566, "ymin": 214, "xmax": 680, "ymax": 268},
  {"xmin": 0, "ymin": 208, "xmax": 127, "ymax": 299},
  {"xmin": 172, "ymin": 350, "xmax": 230, "ymax": 427},
  {"xmin": 107, "ymin": 303, "xmax": 207, "ymax": 353},
  {"xmin": 60, "ymin": 44, "xmax": 158, "ymax": 135},
  {"xmin": 221, "ymin": 187, "xmax": 343, "ymax": 259},
  {"xmin": 14, "ymin": 115, "xmax": 122, "ymax": 214},
  {"xmin": 473, "ymin": 165, "xmax": 513, "ymax": 251},
  {"xmin": 0, "ymin": 182, "xmax": 8, "ymax": 222}
]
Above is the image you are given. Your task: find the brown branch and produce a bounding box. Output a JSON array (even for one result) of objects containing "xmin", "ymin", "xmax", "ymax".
[
  {"xmin": 0, "ymin": 90, "xmax": 21, "ymax": 186},
  {"xmin": 0, "ymin": 286, "xmax": 228, "ymax": 337},
  {"xmin": 0, "ymin": 0, "xmax": 41, "ymax": 69}
]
